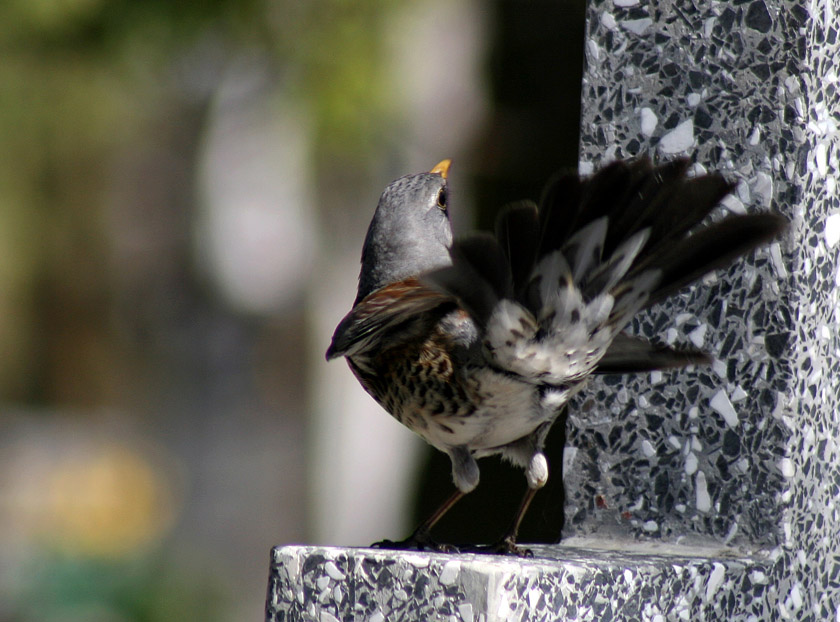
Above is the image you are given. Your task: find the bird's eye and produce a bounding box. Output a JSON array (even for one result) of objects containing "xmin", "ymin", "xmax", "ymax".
[{"xmin": 436, "ymin": 188, "xmax": 447, "ymax": 210}]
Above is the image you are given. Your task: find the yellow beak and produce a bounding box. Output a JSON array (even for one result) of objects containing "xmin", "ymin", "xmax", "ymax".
[{"xmin": 429, "ymin": 159, "xmax": 452, "ymax": 179}]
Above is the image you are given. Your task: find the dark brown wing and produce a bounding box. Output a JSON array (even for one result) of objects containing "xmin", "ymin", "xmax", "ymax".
[{"xmin": 326, "ymin": 277, "xmax": 455, "ymax": 360}]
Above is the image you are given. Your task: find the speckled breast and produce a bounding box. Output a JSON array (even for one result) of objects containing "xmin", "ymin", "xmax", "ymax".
[{"xmin": 347, "ymin": 326, "xmax": 479, "ymax": 445}]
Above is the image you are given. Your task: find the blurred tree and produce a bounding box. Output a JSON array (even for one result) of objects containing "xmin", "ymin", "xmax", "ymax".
[{"xmin": 0, "ymin": 0, "xmax": 411, "ymax": 620}]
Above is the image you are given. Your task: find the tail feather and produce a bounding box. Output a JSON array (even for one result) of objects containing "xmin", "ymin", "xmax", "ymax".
[
  {"xmin": 604, "ymin": 158, "xmax": 691, "ymax": 255},
  {"xmin": 582, "ymin": 228, "xmax": 650, "ymax": 298},
  {"xmin": 565, "ymin": 216, "xmax": 609, "ymax": 283},
  {"xmin": 495, "ymin": 201, "xmax": 541, "ymax": 293},
  {"xmin": 423, "ymin": 158, "xmax": 787, "ymax": 381},
  {"xmin": 642, "ymin": 175, "xmax": 736, "ymax": 259},
  {"xmin": 537, "ymin": 173, "xmax": 583, "ymax": 257},
  {"xmin": 595, "ymin": 332, "xmax": 712, "ymax": 373},
  {"xmin": 641, "ymin": 212, "xmax": 787, "ymax": 307}
]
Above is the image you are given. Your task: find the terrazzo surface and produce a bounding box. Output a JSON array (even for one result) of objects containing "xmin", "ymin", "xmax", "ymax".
[
  {"xmin": 571, "ymin": 0, "xmax": 840, "ymax": 617},
  {"xmin": 266, "ymin": 543, "xmax": 775, "ymax": 622},
  {"xmin": 269, "ymin": 0, "xmax": 840, "ymax": 619}
]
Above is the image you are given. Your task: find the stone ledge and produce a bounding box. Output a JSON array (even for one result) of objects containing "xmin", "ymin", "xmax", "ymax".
[{"xmin": 266, "ymin": 541, "xmax": 776, "ymax": 621}]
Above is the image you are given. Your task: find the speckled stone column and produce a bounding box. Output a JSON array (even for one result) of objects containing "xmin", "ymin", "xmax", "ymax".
[
  {"xmin": 267, "ymin": 1, "xmax": 840, "ymax": 620},
  {"xmin": 570, "ymin": 0, "xmax": 840, "ymax": 618}
]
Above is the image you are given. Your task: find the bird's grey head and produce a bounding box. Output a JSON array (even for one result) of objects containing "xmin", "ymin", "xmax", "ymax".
[{"xmin": 355, "ymin": 160, "xmax": 454, "ymax": 302}]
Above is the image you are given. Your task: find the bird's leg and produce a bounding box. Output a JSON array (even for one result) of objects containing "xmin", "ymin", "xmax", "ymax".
[
  {"xmin": 372, "ymin": 489, "xmax": 465, "ymax": 552},
  {"xmin": 469, "ymin": 451, "xmax": 549, "ymax": 557},
  {"xmin": 374, "ymin": 447, "xmax": 477, "ymax": 552},
  {"xmin": 489, "ymin": 486, "xmax": 540, "ymax": 557}
]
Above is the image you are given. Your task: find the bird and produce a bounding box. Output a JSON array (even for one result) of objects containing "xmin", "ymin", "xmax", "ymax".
[{"xmin": 326, "ymin": 157, "xmax": 787, "ymax": 555}]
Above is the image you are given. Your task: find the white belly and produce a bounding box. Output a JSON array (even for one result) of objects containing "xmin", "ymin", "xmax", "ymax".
[{"xmin": 418, "ymin": 368, "xmax": 569, "ymax": 455}]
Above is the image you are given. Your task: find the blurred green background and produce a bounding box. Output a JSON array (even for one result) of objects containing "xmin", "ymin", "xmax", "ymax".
[{"xmin": 0, "ymin": 1, "xmax": 583, "ymax": 619}]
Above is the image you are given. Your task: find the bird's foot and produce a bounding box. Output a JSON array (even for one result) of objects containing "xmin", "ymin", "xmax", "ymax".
[
  {"xmin": 463, "ymin": 536, "xmax": 533, "ymax": 558},
  {"xmin": 371, "ymin": 529, "xmax": 458, "ymax": 553}
]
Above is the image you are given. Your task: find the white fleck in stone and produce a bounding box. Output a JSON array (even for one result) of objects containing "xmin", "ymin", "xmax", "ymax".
[
  {"xmin": 621, "ymin": 18, "xmax": 653, "ymax": 34},
  {"xmin": 368, "ymin": 612, "xmax": 385, "ymax": 622},
  {"xmin": 710, "ymin": 390, "xmax": 738, "ymax": 427},
  {"xmin": 721, "ymin": 193, "xmax": 746, "ymax": 214},
  {"xmin": 458, "ymin": 603, "xmax": 474, "ymax": 622},
  {"xmin": 691, "ymin": 436, "xmax": 702, "ymax": 451},
  {"xmin": 703, "ymin": 17, "xmax": 716, "ymax": 37},
  {"xmin": 688, "ymin": 324, "xmax": 707, "ymax": 347},
  {"xmin": 586, "ymin": 40, "xmax": 601, "ymax": 63},
  {"xmin": 601, "ymin": 12, "xmax": 618, "ymax": 30},
  {"xmin": 816, "ymin": 142, "xmax": 828, "ymax": 177},
  {"xmin": 624, "ymin": 569, "xmax": 634, "ymax": 583},
  {"xmin": 528, "ymin": 588, "xmax": 541, "ymax": 609},
  {"xmin": 687, "ymin": 93, "xmax": 701, "ymax": 107},
  {"xmin": 640, "ymin": 107, "xmax": 658, "ymax": 136},
  {"xmin": 826, "ymin": 213, "xmax": 840, "ymax": 248},
  {"xmin": 688, "ymin": 406, "xmax": 699, "ymax": 420},
  {"xmin": 731, "ymin": 386, "xmax": 747, "ymax": 402},
  {"xmin": 749, "ymin": 126, "xmax": 761, "ymax": 145},
  {"xmin": 643, "ymin": 520, "xmax": 659, "ymax": 532},
  {"xmin": 614, "ymin": 0, "xmax": 639, "ymax": 6},
  {"xmin": 737, "ymin": 180, "xmax": 751, "ymax": 203},
  {"xmin": 650, "ymin": 370, "xmax": 663, "ymax": 384},
  {"xmin": 665, "ymin": 327, "xmax": 679, "ymax": 344},
  {"xmin": 723, "ymin": 521, "xmax": 739, "ymax": 544},
  {"xmin": 324, "ymin": 561, "xmax": 345, "ymax": 581},
  {"xmin": 641, "ymin": 439, "xmax": 656, "ymax": 457},
  {"xmin": 689, "ymin": 162, "xmax": 708, "ymax": 176},
  {"xmin": 675, "ymin": 503, "xmax": 686, "ymax": 512},
  {"xmin": 316, "ymin": 576, "xmax": 331, "ymax": 590},
  {"xmin": 659, "ymin": 119, "xmax": 695, "ymax": 153},
  {"xmin": 563, "ymin": 446, "xmax": 578, "ymax": 476},
  {"xmin": 790, "ymin": 583, "xmax": 803, "ymax": 610},
  {"xmin": 712, "ymin": 359, "xmax": 727, "ymax": 378},
  {"xmin": 668, "ymin": 436, "xmax": 681, "ymax": 449},
  {"xmin": 779, "ymin": 458, "xmax": 795, "ymax": 478},
  {"xmin": 675, "ymin": 312, "xmax": 693, "ymax": 326},
  {"xmin": 705, "ymin": 563, "xmax": 725, "ymax": 600},
  {"xmin": 750, "ymin": 570, "xmax": 768, "ymax": 584},
  {"xmin": 405, "ymin": 554, "xmax": 430, "ymax": 568},
  {"xmin": 439, "ymin": 561, "xmax": 460, "ymax": 585},
  {"xmin": 751, "ymin": 171, "xmax": 773, "ymax": 206},
  {"xmin": 579, "ymin": 160, "xmax": 595, "ymax": 176},
  {"xmin": 769, "ymin": 242, "xmax": 788, "ymax": 279},
  {"xmin": 685, "ymin": 452, "xmax": 698, "ymax": 475},
  {"xmin": 320, "ymin": 612, "xmax": 340, "ymax": 622},
  {"xmin": 802, "ymin": 427, "xmax": 815, "ymax": 449},
  {"xmin": 696, "ymin": 471, "xmax": 711, "ymax": 512}
]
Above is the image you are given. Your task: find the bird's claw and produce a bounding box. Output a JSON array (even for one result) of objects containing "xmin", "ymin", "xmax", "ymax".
[
  {"xmin": 371, "ymin": 530, "xmax": 459, "ymax": 553},
  {"xmin": 462, "ymin": 537, "xmax": 533, "ymax": 558}
]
